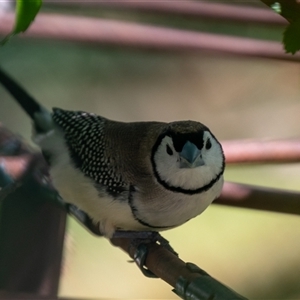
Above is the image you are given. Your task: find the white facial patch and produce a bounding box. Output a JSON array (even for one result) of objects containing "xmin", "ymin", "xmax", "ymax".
[{"xmin": 153, "ymin": 132, "xmax": 224, "ymax": 191}]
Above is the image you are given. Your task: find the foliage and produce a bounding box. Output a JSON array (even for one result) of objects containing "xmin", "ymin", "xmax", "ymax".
[
  {"xmin": 266, "ymin": 0, "xmax": 300, "ymax": 54},
  {"xmin": 283, "ymin": 20, "xmax": 300, "ymax": 54},
  {"xmin": 1, "ymin": 0, "xmax": 42, "ymax": 44}
]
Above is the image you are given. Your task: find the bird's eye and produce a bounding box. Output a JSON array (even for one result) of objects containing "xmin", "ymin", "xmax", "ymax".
[
  {"xmin": 205, "ymin": 138, "xmax": 212, "ymax": 150},
  {"xmin": 166, "ymin": 144, "xmax": 173, "ymax": 155}
]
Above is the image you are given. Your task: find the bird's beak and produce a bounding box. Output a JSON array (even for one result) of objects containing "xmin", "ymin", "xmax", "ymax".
[{"xmin": 179, "ymin": 141, "xmax": 204, "ymax": 169}]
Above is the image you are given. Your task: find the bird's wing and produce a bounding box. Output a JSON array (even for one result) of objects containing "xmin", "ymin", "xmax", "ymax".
[{"xmin": 52, "ymin": 108, "xmax": 130, "ymax": 198}]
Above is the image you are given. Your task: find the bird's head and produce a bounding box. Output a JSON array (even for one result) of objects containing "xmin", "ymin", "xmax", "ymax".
[{"xmin": 151, "ymin": 121, "xmax": 225, "ymax": 194}]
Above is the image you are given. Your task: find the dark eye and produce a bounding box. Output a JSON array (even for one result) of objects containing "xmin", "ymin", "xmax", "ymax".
[
  {"xmin": 205, "ymin": 138, "xmax": 212, "ymax": 150},
  {"xmin": 166, "ymin": 144, "xmax": 173, "ymax": 155}
]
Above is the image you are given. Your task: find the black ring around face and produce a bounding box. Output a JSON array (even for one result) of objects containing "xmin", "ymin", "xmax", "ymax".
[{"xmin": 150, "ymin": 130, "xmax": 225, "ymax": 195}]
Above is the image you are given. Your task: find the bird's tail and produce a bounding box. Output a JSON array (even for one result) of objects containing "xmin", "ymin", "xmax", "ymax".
[{"xmin": 0, "ymin": 67, "xmax": 53, "ymax": 133}]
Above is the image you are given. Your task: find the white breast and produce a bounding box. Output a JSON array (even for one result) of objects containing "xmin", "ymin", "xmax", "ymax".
[{"xmin": 131, "ymin": 176, "xmax": 223, "ymax": 229}]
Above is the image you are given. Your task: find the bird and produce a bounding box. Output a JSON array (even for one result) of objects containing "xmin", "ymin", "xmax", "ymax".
[{"xmin": 0, "ymin": 67, "xmax": 225, "ymax": 239}]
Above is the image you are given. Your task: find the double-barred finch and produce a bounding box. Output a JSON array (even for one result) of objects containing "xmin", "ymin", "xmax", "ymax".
[{"xmin": 0, "ymin": 68, "xmax": 225, "ymax": 238}]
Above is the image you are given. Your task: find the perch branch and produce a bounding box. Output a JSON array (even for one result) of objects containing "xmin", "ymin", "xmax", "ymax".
[
  {"xmin": 0, "ymin": 12, "xmax": 299, "ymax": 62},
  {"xmin": 110, "ymin": 236, "xmax": 247, "ymax": 299}
]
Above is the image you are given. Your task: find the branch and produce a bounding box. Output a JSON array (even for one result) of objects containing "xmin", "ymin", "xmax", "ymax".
[
  {"xmin": 110, "ymin": 237, "xmax": 247, "ymax": 300},
  {"xmin": 44, "ymin": 0, "xmax": 287, "ymax": 26},
  {"xmin": 1, "ymin": 12, "xmax": 299, "ymax": 62},
  {"xmin": 223, "ymin": 139, "xmax": 300, "ymax": 164},
  {"xmin": 216, "ymin": 182, "xmax": 300, "ymax": 215}
]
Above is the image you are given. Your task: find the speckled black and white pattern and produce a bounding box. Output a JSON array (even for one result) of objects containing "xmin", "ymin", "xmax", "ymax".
[{"xmin": 52, "ymin": 108, "xmax": 128, "ymax": 197}]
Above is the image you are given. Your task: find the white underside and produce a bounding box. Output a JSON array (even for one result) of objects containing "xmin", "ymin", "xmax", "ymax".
[
  {"xmin": 36, "ymin": 128, "xmax": 223, "ymax": 238},
  {"xmin": 131, "ymin": 176, "xmax": 223, "ymax": 229}
]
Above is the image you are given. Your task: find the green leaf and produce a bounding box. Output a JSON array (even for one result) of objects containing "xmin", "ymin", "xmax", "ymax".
[
  {"xmin": 14, "ymin": 0, "xmax": 42, "ymax": 34},
  {"xmin": 283, "ymin": 20, "xmax": 300, "ymax": 54},
  {"xmin": 1, "ymin": 0, "xmax": 42, "ymax": 44}
]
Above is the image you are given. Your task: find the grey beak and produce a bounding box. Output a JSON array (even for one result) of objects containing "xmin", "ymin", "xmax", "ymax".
[{"xmin": 179, "ymin": 141, "xmax": 204, "ymax": 169}]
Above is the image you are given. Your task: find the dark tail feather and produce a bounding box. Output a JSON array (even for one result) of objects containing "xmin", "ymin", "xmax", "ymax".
[{"xmin": 0, "ymin": 67, "xmax": 42, "ymax": 120}]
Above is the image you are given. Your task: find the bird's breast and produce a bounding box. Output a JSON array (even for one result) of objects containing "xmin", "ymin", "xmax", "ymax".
[{"xmin": 130, "ymin": 176, "xmax": 223, "ymax": 229}]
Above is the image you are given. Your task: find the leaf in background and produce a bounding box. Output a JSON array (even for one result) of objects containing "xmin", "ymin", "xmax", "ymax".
[
  {"xmin": 14, "ymin": 0, "xmax": 42, "ymax": 34},
  {"xmin": 1, "ymin": 0, "xmax": 42, "ymax": 44},
  {"xmin": 283, "ymin": 20, "xmax": 300, "ymax": 55}
]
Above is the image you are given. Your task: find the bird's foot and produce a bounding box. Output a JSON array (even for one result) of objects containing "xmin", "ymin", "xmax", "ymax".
[
  {"xmin": 112, "ymin": 230, "xmax": 178, "ymax": 278},
  {"xmin": 112, "ymin": 230, "xmax": 177, "ymax": 254}
]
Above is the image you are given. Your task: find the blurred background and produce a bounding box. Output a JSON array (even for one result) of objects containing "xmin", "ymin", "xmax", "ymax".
[{"xmin": 1, "ymin": 1, "xmax": 300, "ymax": 299}]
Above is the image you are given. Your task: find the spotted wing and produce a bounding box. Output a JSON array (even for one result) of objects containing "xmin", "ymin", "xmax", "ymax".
[{"xmin": 52, "ymin": 108, "xmax": 129, "ymax": 198}]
